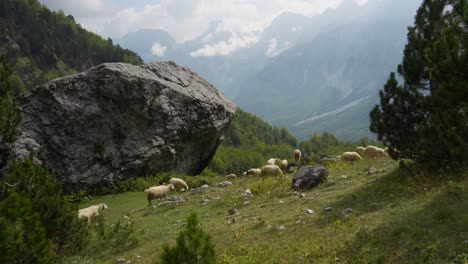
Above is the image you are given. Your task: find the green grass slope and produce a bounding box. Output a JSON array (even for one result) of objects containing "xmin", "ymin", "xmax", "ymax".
[{"xmin": 79, "ymin": 159, "xmax": 468, "ymax": 263}]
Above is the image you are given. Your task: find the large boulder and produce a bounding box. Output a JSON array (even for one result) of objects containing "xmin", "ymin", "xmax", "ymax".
[
  {"xmin": 291, "ymin": 166, "xmax": 328, "ymax": 190},
  {"xmin": 13, "ymin": 62, "xmax": 237, "ymax": 191}
]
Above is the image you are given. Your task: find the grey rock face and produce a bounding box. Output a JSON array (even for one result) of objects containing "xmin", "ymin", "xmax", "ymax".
[
  {"xmin": 291, "ymin": 166, "xmax": 328, "ymax": 190},
  {"xmin": 15, "ymin": 61, "xmax": 236, "ymax": 191}
]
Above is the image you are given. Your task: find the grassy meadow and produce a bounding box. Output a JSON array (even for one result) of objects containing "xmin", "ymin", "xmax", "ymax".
[{"xmin": 78, "ymin": 158, "xmax": 468, "ymax": 264}]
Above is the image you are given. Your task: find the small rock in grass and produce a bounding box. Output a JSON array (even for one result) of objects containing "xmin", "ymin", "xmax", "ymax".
[
  {"xmin": 243, "ymin": 189, "xmax": 253, "ymax": 196},
  {"xmin": 166, "ymin": 196, "xmax": 185, "ymax": 203},
  {"xmin": 341, "ymin": 175, "xmax": 348, "ymax": 180},
  {"xmin": 279, "ymin": 200, "xmax": 285, "ymax": 204},
  {"xmin": 201, "ymin": 184, "xmax": 209, "ymax": 189},
  {"xmin": 323, "ymin": 207, "xmax": 333, "ymax": 212},
  {"xmin": 340, "ymin": 208, "xmax": 353, "ymax": 217},
  {"xmin": 325, "ymin": 180, "xmax": 336, "ymax": 186},
  {"xmin": 136, "ymin": 255, "xmax": 141, "ymax": 259},
  {"xmin": 266, "ymin": 225, "xmax": 272, "ymax": 230},
  {"xmin": 242, "ymin": 200, "xmax": 250, "ymax": 205},
  {"xmin": 303, "ymin": 209, "xmax": 314, "ymax": 214},
  {"xmin": 300, "ymin": 193, "xmax": 306, "ymax": 198},
  {"xmin": 228, "ymin": 218, "xmax": 236, "ymax": 224},
  {"xmin": 115, "ymin": 258, "xmax": 126, "ymax": 263},
  {"xmin": 191, "ymin": 187, "xmax": 206, "ymax": 194},
  {"xmin": 228, "ymin": 208, "xmax": 238, "ymax": 215},
  {"xmin": 201, "ymin": 199, "xmax": 210, "ymax": 203},
  {"xmin": 217, "ymin": 181, "xmax": 233, "ymax": 187},
  {"xmin": 367, "ymin": 167, "xmax": 377, "ymax": 175},
  {"xmin": 276, "ymin": 225, "xmax": 285, "ymax": 231}
]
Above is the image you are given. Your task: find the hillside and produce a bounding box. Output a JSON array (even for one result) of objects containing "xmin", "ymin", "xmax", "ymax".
[
  {"xmin": 0, "ymin": 0, "xmax": 142, "ymax": 90},
  {"xmin": 208, "ymin": 109, "xmax": 298, "ymax": 175},
  {"xmin": 76, "ymin": 159, "xmax": 468, "ymax": 263}
]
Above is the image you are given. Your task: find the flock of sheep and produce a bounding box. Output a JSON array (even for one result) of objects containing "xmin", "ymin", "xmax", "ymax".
[
  {"xmin": 78, "ymin": 177, "xmax": 190, "ymax": 223},
  {"xmin": 340, "ymin": 145, "xmax": 389, "ymax": 163},
  {"xmin": 78, "ymin": 146, "xmax": 389, "ymax": 224}
]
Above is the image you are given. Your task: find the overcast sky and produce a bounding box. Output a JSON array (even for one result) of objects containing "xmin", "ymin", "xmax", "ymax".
[{"xmin": 38, "ymin": 0, "xmax": 369, "ymax": 42}]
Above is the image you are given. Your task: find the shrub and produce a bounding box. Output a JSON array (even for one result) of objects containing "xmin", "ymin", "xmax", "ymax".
[
  {"xmin": 0, "ymin": 192, "xmax": 55, "ymax": 263},
  {"xmin": 158, "ymin": 212, "xmax": 216, "ymax": 264},
  {"xmin": 1, "ymin": 158, "xmax": 88, "ymax": 257}
]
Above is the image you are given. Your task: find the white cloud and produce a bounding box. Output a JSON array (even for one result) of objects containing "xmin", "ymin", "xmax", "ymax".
[
  {"xmin": 38, "ymin": 0, "xmax": 114, "ymax": 17},
  {"xmin": 265, "ymin": 38, "xmax": 278, "ymax": 57},
  {"xmin": 40, "ymin": 0, "xmax": 346, "ymax": 41},
  {"xmin": 265, "ymin": 38, "xmax": 293, "ymax": 57},
  {"xmin": 291, "ymin": 26, "xmax": 302, "ymax": 33},
  {"xmin": 39, "ymin": 0, "xmax": 370, "ymax": 55},
  {"xmin": 151, "ymin": 42, "xmax": 168, "ymax": 57},
  {"xmin": 190, "ymin": 33, "xmax": 259, "ymax": 57},
  {"xmin": 354, "ymin": 0, "xmax": 369, "ymax": 6}
]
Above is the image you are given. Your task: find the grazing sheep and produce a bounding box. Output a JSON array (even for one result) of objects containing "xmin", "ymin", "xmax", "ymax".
[
  {"xmin": 267, "ymin": 158, "xmax": 277, "ymax": 165},
  {"xmin": 144, "ymin": 184, "xmax": 174, "ymax": 205},
  {"xmin": 169, "ymin": 178, "xmax": 190, "ymax": 191},
  {"xmin": 261, "ymin": 165, "xmax": 284, "ymax": 177},
  {"xmin": 293, "ymin": 149, "xmax": 302, "ymax": 164},
  {"xmin": 355, "ymin": 146, "xmax": 366, "ymax": 155},
  {"xmin": 245, "ymin": 168, "xmax": 262, "ymax": 176},
  {"xmin": 78, "ymin": 203, "xmax": 108, "ymax": 224},
  {"xmin": 365, "ymin": 146, "xmax": 388, "ymax": 158},
  {"xmin": 281, "ymin": 159, "xmax": 288, "ymax": 168},
  {"xmin": 341, "ymin": 152, "xmax": 363, "ymax": 163},
  {"xmin": 225, "ymin": 174, "xmax": 237, "ymax": 179}
]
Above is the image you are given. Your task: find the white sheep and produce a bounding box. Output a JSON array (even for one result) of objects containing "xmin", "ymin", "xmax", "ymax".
[
  {"xmin": 280, "ymin": 159, "xmax": 288, "ymax": 170},
  {"xmin": 341, "ymin": 152, "xmax": 363, "ymax": 162},
  {"xmin": 144, "ymin": 184, "xmax": 174, "ymax": 205},
  {"xmin": 355, "ymin": 146, "xmax": 366, "ymax": 156},
  {"xmin": 169, "ymin": 178, "xmax": 190, "ymax": 191},
  {"xmin": 78, "ymin": 203, "xmax": 109, "ymax": 224},
  {"xmin": 364, "ymin": 146, "xmax": 388, "ymax": 158},
  {"xmin": 293, "ymin": 149, "xmax": 302, "ymax": 164},
  {"xmin": 267, "ymin": 158, "xmax": 277, "ymax": 165},
  {"xmin": 261, "ymin": 165, "xmax": 284, "ymax": 177},
  {"xmin": 225, "ymin": 174, "xmax": 237, "ymax": 179},
  {"xmin": 245, "ymin": 168, "xmax": 262, "ymax": 176}
]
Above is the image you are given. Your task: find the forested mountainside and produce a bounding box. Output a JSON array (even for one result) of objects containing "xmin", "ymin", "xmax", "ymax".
[
  {"xmin": 223, "ymin": 108, "xmax": 298, "ymax": 147},
  {"xmin": 208, "ymin": 109, "xmax": 298, "ymax": 174},
  {"xmin": 0, "ymin": 0, "xmax": 142, "ymax": 91}
]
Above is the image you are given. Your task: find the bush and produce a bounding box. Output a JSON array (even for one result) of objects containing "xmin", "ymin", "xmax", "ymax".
[
  {"xmin": 89, "ymin": 215, "xmax": 139, "ymax": 256},
  {"xmin": 1, "ymin": 158, "xmax": 89, "ymax": 257},
  {"xmin": 158, "ymin": 212, "xmax": 216, "ymax": 264},
  {"xmin": 0, "ymin": 192, "xmax": 55, "ymax": 263}
]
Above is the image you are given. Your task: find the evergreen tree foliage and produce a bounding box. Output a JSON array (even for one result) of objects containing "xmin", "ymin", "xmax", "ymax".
[
  {"xmin": 0, "ymin": 0, "xmax": 143, "ymax": 89},
  {"xmin": 209, "ymin": 109, "xmax": 298, "ymax": 174},
  {"xmin": 1, "ymin": 158, "xmax": 85, "ymax": 256},
  {"xmin": 159, "ymin": 212, "xmax": 215, "ymax": 264},
  {"xmin": 370, "ymin": 0, "xmax": 468, "ymax": 164},
  {"xmin": 0, "ymin": 192, "xmax": 55, "ymax": 264},
  {"xmin": 0, "ymin": 56, "xmax": 21, "ymax": 143},
  {"xmin": 224, "ymin": 109, "xmax": 297, "ymax": 147}
]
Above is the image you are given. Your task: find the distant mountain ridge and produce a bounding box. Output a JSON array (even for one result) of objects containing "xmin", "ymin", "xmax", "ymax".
[{"xmin": 117, "ymin": 0, "xmax": 423, "ymax": 141}]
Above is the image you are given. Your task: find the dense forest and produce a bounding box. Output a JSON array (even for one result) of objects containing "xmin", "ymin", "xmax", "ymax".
[{"xmin": 0, "ymin": 0, "xmax": 142, "ymax": 91}]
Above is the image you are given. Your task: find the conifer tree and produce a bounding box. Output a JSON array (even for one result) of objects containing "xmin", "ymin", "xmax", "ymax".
[
  {"xmin": 159, "ymin": 212, "xmax": 216, "ymax": 264},
  {"xmin": 370, "ymin": 0, "xmax": 467, "ymax": 164},
  {"xmin": 0, "ymin": 192, "xmax": 54, "ymax": 264},
  {"xmin": 0, "ymin": 56, "xmax": 21, "ymax": 143}
]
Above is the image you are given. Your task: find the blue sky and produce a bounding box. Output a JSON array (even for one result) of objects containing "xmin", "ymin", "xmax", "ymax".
[{"xmin": 38, "ymin": 0, "xmax": 369, "ymax": 42}]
